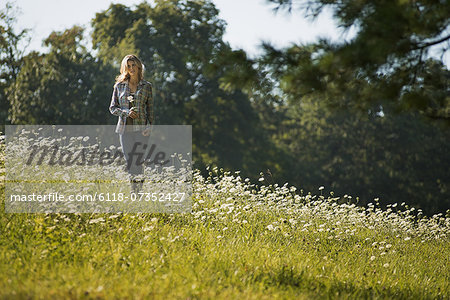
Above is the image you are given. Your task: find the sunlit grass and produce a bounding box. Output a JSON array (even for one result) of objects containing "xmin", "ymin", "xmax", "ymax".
[{"xmin": 0, "ymin": 138, "xmax": 449, "ymax": 299}]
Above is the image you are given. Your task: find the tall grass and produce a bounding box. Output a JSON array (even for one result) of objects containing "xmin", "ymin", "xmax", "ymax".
[{"xmin": 0, "ymin": 141, "xmax": 449, "ymax": 299}]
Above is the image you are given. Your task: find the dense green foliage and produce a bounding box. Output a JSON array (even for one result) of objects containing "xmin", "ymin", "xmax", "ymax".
[
  {"xmin": 266, "ymin": 0, "xmax": 450, "ymax": 120},
  {"xmin": 1, "ymin": 0, "xmax": 449, "ymax": 214},
  {"xmin": 273, "ymin": 100, "xmax": 450, "ymax": 214},
  {"xmin": 0, "ymin": 2, "xmax": 29, "ymax": 132},
  {"xmin": 8, "ymin": 26, "xmax": 115, "ymax": 125}
]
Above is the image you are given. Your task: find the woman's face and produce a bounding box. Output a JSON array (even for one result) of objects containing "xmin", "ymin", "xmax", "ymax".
[{"xmin": 127, "ymin": 60, "xmax": 138, "ymax": 77}]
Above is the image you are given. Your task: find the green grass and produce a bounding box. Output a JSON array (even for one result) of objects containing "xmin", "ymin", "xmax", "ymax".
[{"xmin": 0, "ymin": 145, "xmax": 449, "ymax": 299}]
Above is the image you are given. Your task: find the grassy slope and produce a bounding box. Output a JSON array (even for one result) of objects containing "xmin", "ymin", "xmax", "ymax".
[{"xmin": 0, "ymin": 146, "xmax": 449, "ymax": 299}]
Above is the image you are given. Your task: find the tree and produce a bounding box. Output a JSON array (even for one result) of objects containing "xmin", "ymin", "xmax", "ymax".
[
  {"xmin": 9, "ymin": 26, "xmax": 115, "ymax": 125},
  {"xmin": 0, "ymin": 2, "xmax": 30, "ymax": 131},
  {"xmin": 272, "ymin": 97, "xmax": 450, "ymax": 215},
  {"xmin": 208, "ymin": 0, "xmax": 450, "ymax": 213},
  {"xmin": 246, "ymin": 0, "xmax": 450, "ymax": 121}
]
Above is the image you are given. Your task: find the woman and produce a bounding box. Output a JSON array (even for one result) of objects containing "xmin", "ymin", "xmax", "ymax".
[{"xmin": 109, "ymin": 54, "xmax": 153, "ymax": 193}]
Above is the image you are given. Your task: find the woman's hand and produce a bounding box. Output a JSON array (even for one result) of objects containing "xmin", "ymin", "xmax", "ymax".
[{"xmin": 129, "ymin": 109, "xmax": 138, "ymax": 119}]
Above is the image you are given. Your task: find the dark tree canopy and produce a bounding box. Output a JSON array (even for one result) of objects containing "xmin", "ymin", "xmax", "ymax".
[
  {"xmin": 0, "ymin": 2, "xmax": 30, "ymax": 130},
  {"xmin": 263, "ymin": 0, "xmax": 450, "ymax": 121},
  {"xmin": 9, "ymin": 26, "xmax": 114, "ymax": 125}
]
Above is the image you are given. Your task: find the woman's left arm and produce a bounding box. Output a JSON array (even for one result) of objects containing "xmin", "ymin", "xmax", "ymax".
[
  {"xmin": 142, "ymin": 82, "xmax": 154, "ymax": 136},
  {"xmin": 145, "ymin": 82, "xmax": 154, "ymax": 125}
]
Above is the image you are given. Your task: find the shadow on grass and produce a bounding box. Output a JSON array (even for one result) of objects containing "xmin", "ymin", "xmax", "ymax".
[{"xmin": 252, "ymin": 264, "xmax": 443, "ymax": 300}]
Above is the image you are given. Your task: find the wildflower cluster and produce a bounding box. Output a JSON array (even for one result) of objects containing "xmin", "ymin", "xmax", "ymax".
[{"xmin": 191, "ymin": 167, "xmax": 450, "ymax": 242}]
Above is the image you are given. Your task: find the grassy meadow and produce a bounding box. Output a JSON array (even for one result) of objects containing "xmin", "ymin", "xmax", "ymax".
[{"xmin": 0, "ymin": 140, "xmax": 449, "ymax": 299}]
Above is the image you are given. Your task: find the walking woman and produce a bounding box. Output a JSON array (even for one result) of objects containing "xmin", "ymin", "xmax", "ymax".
[{"xmin": 109, "ymin": 54, "xmax": 153, "ymax": 192}]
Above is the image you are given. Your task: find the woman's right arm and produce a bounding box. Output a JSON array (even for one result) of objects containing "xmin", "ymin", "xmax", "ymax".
[{"xmin": 109, "ymin": 84, "xmax": 129, "ymax": 117}]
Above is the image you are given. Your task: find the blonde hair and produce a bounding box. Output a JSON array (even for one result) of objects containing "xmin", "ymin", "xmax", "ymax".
[{"xmin": 115, "ymin": 54, "xmax": 144, "ymax": 83}]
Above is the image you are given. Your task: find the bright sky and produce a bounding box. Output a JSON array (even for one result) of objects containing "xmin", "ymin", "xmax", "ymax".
[
  {"xmin": 13, "ymin": 0, "xmax": 347, "ymax": 57},
  {"xmin": 10, "ymin": 0, "xmax": 449, "ymax": 65}
]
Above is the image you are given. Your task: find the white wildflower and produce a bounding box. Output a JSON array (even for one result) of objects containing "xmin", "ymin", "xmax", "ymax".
[{"xmin": 89, "ymin": 217, "xmax": 105, "ymax": 224}]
